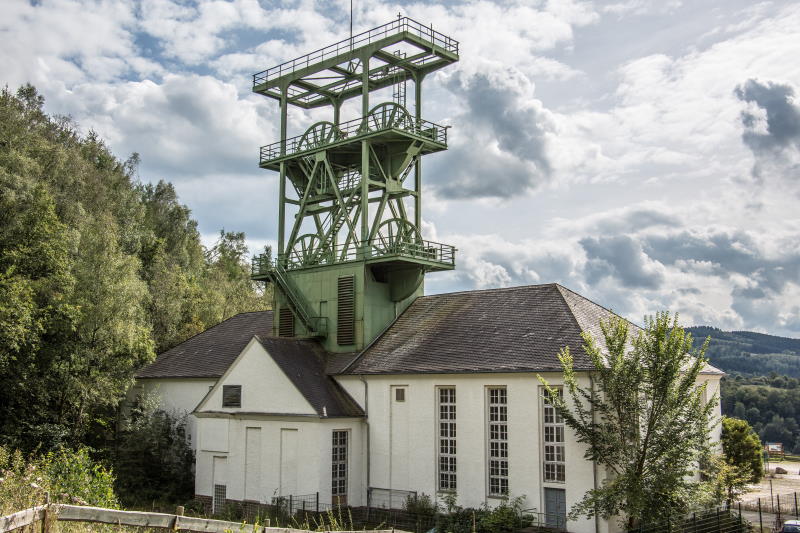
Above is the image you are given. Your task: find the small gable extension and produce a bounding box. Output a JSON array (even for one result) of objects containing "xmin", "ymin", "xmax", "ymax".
[{"xmin": 196, "ymin": 337, "xmax": 317, "ymax": 416}]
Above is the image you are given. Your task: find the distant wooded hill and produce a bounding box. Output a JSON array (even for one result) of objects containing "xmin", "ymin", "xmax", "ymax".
[
  {"xmin": 686, "ymin": 326, "xmax": 800, "ymax": 454},
  {"xmin": 686, "ymin": 326, "xmax": 800, "ymax": 378}
]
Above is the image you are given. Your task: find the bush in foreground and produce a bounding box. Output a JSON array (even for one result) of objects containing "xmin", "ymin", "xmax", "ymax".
[{"xmin": 0, "ymin": 446, "xmax": 117, "ymax": 515}]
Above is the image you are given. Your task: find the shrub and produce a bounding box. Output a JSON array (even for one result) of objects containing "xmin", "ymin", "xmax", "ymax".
[
  {"xmin": 435, "ymin": 494, "xmax": 532, "ymax": 533},
  {"xmin": 113, "ymin": 395, "xmax": 195, "ymax": 507},
  {"xmin": 403, "ymin": 492, "xmax": 438, "ymax": 517},
  {"xmin": 43, "ymin": 447, "xmax": 118, "ymax": 508},
  {"xmin": 477, "ymin": 497, "xmax": 532, "ymax": 533},
  {"xmin": 0, "ymin": 446, "xmax": 118, "ymax": 515}
]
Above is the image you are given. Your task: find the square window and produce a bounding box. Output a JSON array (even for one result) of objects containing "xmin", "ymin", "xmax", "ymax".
[{"xmin": 222, "ymin": 385, "xmax": 241, "ymax": 408}]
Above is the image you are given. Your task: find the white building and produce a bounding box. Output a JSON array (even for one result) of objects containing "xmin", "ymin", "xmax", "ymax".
[{"xmin": 135, "ymin": 283, "xmax": 723, "ymax": 533}]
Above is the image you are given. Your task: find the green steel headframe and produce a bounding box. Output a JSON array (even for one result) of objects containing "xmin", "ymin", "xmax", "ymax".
[{"xmin": 251, "ymin": 16, "xmax": 459, "ymax": 344}]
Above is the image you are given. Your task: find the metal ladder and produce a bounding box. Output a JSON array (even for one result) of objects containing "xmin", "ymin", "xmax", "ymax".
[{"xmin": 392, "ymin": 50, "xmax": 407, "ymax": 108}]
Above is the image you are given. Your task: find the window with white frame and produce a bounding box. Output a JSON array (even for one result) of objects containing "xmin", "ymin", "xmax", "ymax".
[
  {"xmin": 543, "ymin": 388, "xmax": 565, "ymax": 483},
  {"xmin": 438, "ymin": 387, "xmax": 456, "ymax": 491},
  {"xmin": 487, "ymin": 387, "xmax": 508, "ymax": 496},
  {"xmin": 331, "ymin": 430, "xmax": 348, "ymax": 504}
]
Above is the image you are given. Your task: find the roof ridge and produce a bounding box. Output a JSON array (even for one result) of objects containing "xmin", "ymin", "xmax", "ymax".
[
  {"xmin": 419, "ymin": 282, "xmax": 560, "ymax": 299},
  {"xmin": 555, "ymin": 284, "xmax": 642, "ymax": 329}
]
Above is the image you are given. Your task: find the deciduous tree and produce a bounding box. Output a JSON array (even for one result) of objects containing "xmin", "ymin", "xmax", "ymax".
[
  {"xmin": 540, "ymin": 312, "xmax": 717, "ymax": 528},
  {"xmin": 721, "ymin": 416, "xmax": 763, "ymax": 482}
]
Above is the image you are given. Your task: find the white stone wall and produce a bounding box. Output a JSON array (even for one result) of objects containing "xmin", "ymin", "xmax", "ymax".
[{"xmin": 192, "ymin": 338, "xmax": 366, "ymax": 507}]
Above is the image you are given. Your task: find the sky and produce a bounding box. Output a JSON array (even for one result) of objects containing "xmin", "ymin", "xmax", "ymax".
[{"xmin": 3, "ymin": 0, "xmax": 800, "ymax": 336}]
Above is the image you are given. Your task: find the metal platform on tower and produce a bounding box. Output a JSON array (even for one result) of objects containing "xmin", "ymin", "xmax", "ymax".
[
  {"xmin": 252, "ymin": 17, "xmax": 458, "ymax": 108},
  {"xmin": 251, "ymin": 16, "xmax": 459, "ymax": 349}
]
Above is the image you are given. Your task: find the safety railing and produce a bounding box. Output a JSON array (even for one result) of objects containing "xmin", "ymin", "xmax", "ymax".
[
  {"xmin": 259, "ymin": 116, "xmax": 446, "ymax": 164},
  {"xmin": 250, "ymin": 255, "xmax": 327, "ymax": 336},
  {"xmin": 251, "ymin": 252, "xmax": 273, "ymax": 278},
  {"xmin": 519, "ymin": 508, "xmax": 568, "ymax": 531},
  {"xmin": 280, "ymin": 238, "xmax": 455, "ymax": 271},
  {"xmin": 253, "ymin": 17, "xmax": 458, "ymax": 88},
  {"xmin": 372, "ymin": 239, "xmax": 455, "ymax": 266}
]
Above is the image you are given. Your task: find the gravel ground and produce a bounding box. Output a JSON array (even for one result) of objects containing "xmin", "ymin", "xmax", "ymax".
[{"xmin": 744, "ymin": 461, "xmax": 800, "ymax": 500}]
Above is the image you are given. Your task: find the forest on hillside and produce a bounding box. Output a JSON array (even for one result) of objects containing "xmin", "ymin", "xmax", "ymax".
[
  {"xmin": 686, "ymin": 326, "xmax": 800, "ymax": 377},
  {"xmin": 721, "ymin": 375, "xmax": 800, "ymax": 454},
  {"xmin": 0, "ymin": 85, "xmax": 270, "ymax": 458},
  {"xmin": 687, "ymin": 327, "xmax": 800, "ymax": 454}
]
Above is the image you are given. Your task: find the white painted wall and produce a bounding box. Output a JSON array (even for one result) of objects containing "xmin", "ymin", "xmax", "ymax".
[
  {"xmin": 195, "ymin": 415, "xmax": 365, "ymax": 507},
  {"xmin": 135, "ymin": 378, "xmax": 216, "ymax": 451},
  {"xmin": 336, "ymin": 371, "xmax": 724, "ymax": 533},
  {"xmin": 336, "ymin": 372, "xmax": 598, "ymax": 533},
  {"xmin": 197, "ymin": 339, "xmax": 316, "ymax": 415},
  {"xmin": 193, "ymin": 337, "xmax": 366, "ymax": 507},
  {"xmin": 704, "ymin": 375, "xmax": 724, "ymax": 444}
]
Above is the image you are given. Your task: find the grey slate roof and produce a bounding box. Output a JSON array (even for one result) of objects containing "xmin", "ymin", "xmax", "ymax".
[
  {"xmin": 256, "ymin": 337, "xmax": 364, "ymax": 417},
  {"xmin": 136, "ymin": 310, "xmax": 363, "ymax": 417},
  {"xmin": 342, "ymin": 283, "xmax": 723, "ymax": 375},
  {"xmin": 136, "ymin": 311, "xmax": 273, "ymax": 379}
]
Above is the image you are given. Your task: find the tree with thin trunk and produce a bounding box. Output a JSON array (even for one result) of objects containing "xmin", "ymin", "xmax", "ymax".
[{"xmin": 539, "ymin": 312, "xmax": 717, "ymax": 528}]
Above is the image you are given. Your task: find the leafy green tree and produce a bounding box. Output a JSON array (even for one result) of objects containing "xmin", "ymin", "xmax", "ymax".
[
  {"xmin": 701, "ymin": 454, "xmax": 751, "ymax": 507},
  {"xmin": 0, "ymin": 84, "xmax": 269, "ymax": 454},
  {"xmin": 540, "ymin": 313, "xmax": 717, "ymax": 528},
  {"xmin": 196, "ymin": 230, "xmax": 270, "ymax": 327},
  {"xmin": 720, "ymin": 416, "xmax": 763, "ymax": 483},
  {"xmin": 63, "ymin": 214, "xmax": 154, "ymax": 442},
  {"xmin": 0, "ymin": 179, "xmax": 79, "ymax": 450}
]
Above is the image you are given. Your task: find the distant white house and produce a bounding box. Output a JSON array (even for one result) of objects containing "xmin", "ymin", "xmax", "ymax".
[{"xmin": 135, "ymin": 283, "xmax": 723, "ymax": 533}]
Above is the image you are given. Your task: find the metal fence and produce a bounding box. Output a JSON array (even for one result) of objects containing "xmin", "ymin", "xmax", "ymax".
[
  {"xmin": 271, "ymin": 493, "xmax": 332, "ymax": 515},
  {"xmin": 630, "ymin": 504, "xmax": 757, "ymax": 533},
  {"xmin": 736, "ymin": 491, "xmax": 800, "ymax": 532},
  {"xmin": 367, "ymin": 487, "xmax": 418, "ymax": 510}
]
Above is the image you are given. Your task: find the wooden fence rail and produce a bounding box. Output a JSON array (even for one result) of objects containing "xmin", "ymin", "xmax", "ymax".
[
  {"xmin": 0, "ymin": 504, "xmax": 394, "ymax": 533},
  {"xmin": 0, "ymin": 506, "xmax": 48, "ymax": 533}
]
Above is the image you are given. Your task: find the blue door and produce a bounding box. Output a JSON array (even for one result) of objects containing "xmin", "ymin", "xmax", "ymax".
[{"xmin": 544, "ymin": 488, "xmax": 566, "ymax": 529}]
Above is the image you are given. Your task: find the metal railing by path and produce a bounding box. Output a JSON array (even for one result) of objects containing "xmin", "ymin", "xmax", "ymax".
[
  {"xmin": 634, "ymin": 505, "xmax": 752, "ymax": 533},
  {"xmin": 367, "ymin": 487, "xmax": 418, "ymax": 510},
  {"xmin": 253, "ymin": 16, "xmax": 458, "ymax": 88},
  {"xmin": 259, "ymin": 115, "xmax": 447, "ymax": 164},
  {"xmin": 520, "ymin": 508, "xmax": 568, "ymax": 531},
  {"xmin": 272, "ymin": 494, "xmax": 332, "ymax": 515}
]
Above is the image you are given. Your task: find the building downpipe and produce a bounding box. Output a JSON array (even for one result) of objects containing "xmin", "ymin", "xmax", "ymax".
[{"xmin": 360, "ymin": 376, "xmax": 370, "ymax": 502}]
